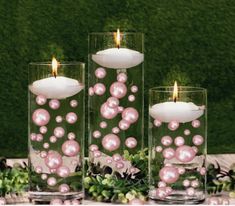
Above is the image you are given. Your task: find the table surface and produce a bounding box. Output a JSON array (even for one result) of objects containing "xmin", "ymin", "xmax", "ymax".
[{"xmin": 5, "ymin": 154, "xmax": 235, "ymax": 205}]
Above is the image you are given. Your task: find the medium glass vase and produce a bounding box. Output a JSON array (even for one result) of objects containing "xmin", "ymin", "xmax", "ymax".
[
  {"xmin": 87, "ymin": 32, "xmax": 147, "ymax": 203},
  {"xmin": 28, "ymin": 61, "xmax": 85, "ymax": 203},
  {"xmin": 149, "ymin": 86, "xmax": 207, "ymax": 204}
]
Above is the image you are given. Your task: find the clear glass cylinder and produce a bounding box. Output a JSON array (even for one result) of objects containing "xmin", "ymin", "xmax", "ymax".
[
  {"xmin": 149, "ymin": 86, "xmax": 207, "ymax": 204},
  {"xmin": 87, "ymin": 32, "xmax": 146, "ymax": 203},
  {"xmin": 28, "ymin": 61, "xmax": 85, "ymax": 203}
]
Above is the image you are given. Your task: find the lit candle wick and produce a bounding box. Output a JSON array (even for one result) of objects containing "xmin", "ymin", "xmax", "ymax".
[
  {"xmin": 115, "ymin": 29, "xmax": 121, "ymax": 49},
  {"xmin": 173, "ymin": 81, "xmax": 178, "ymax": 103},
  {"xmin": 52, "ymin": 57, "xmax": 58, "ymax": 78}
]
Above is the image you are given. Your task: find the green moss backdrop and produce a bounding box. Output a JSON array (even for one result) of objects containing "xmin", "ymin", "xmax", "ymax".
[{"xmin": 0, "ymin": 0, "xmax": 234, "ymax": 157}]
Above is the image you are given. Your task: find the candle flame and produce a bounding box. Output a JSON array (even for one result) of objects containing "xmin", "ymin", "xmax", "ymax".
[
  {"xmin": 114, "ymin": 28, "xmax": 121, "ymax": 49},
  {"xmin": 173, "ymin": 81, "xmax": 178, "ymax": 102},
  {"xmin": 52, "ymin": 57, "xmax": 58, "ymax": 78}
]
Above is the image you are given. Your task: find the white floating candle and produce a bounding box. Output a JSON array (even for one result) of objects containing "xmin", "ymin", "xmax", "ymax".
[
  {"xmin": 92, "ymin": 48, "xmax": 144, "ymax": 69},
  {"xmin": 29, "ymin": 76, "xmax": 84, "ymax": 99},
  {"xmin": 149, "ymin": 101, "xmax": 204, "ymax": 123}
]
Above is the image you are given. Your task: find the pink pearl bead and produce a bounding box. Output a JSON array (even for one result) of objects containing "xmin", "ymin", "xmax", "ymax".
[
  {"xmin": 107, "ymin": 97, "xmax": 119, "ymax": 108},
  {"xmin": 131, "ymin": 85, "xmax": 138, "ymax": 93},
  {"xmin": 30, "ymin": 133, "xmax": 37, "ymax": 141},
  {"xmin": 106, "ymin": 158, "xmax": 112, "ymax": 164},
  {"xmin": 93, "ymin": 130, "xmax": 101, "ymax": 138},
  {"xmin": 50, "ymin": 169, "xmax": 56, "ymax": 173},
  {"xmin": 100, "ymin": 121, "xmax": 107, "ymax": 129},
  {"xmin": 110, "ymin": 82, "xmax": 127, "ymax": 99},
  {"xmin": 50, "ymin": 136, "xmax": 57, "ymax": 143},
  {"xmin": 174, "ymin": 136, "xmax": 185, "ymax": 146},
  {"xmin": 200, "ymin": 167, "xmax": 206, "ymax": 175},
  {"xmin": 45, "ymin": 151, "xmax": 62, "ymax": 169},
  {"xmin": 95, "ymin": 67, "xmax": 106, "ymax": 79},
  {"xmin": 159, "ymin": 166, "xmax": 179, "ymax": 184},
  {"xmin": 191, "ymin": 180, "xmax": 199, "ymax": 188},
  {"xmin": 207, "ymin": 197, "xmax": 220, "ymax": 205},
  {"xmin": 118, "ymin": 119, "xmax": 130, "ymax": 130},
  {"xmin": 36, "ymin": 134, "xmax": 43, "ymax": 142},
  {"xmin": 178, "ymin": 167, "xmax": 186, "ymax": 174},
  {"xmin": 175, "ymin": 145, "xmax": 196, "ymax": 163},
  {"xmin": 47, "ymin": 177, "xmax": 57, "ymax": 186},
  {"xmin": 36, "ymin": 95, "xmax": 47, "ymax": 105},
  {"xmin": 155, "ymin": 187, "xmax": 168, "ymax": 200},
  {"xmin": 66, "ymin": 112, "xmax": 77, "ymax": 124},
  {"xmin": 93, "ymin": 150, "xmax": 101, "ymax": 158},
  {"xmin": 41, "ymin": 174, "xmax": 48, "ymax": 180},
  {"xmin": 122, "ymin": 107, "xmax": 139, "ymax": 124},
  {"xmin": 62, "ymin": 140, "xmax": 80, "ymax": 157},
  {"xmin": 183, "ymin": 179, "xmax": 190, "ymax": 187},
  {"xmin": 35, "ymin": 166, "xmax": 43, "ymax": 174},
  {"xmin": 161, "ymin": 136, "xmax": 173, "ymax": 146},
  {"xmin": 67, "ymin": 133, "xmax": 75, "ymax": 140},
  {"xmin": 50, "ymin": 198, "xmax": 63, "ymax": 205},
  {"xmin": 116, "ymin": 162, "xmax": 124, "ymax": 169},
  {"xmin": 40, "ymin": 151, "xmax": 47, "ymax": 158},
  {"xmin": 184, "ymin": 129, "xmax": 191, "ymax": 136},
  {"xmin": 89, "ymin": 87, "xmax": 94, "ymax": 96},
  {"xmin": 49, "ymin": 99, "xmax": 60, "ymax": 110},
  {"xmin": 192, "ymin": 119, "xmax": 200, "ymax": 128},
  {"xmin": 155, "ymin": 146, "xmax": 163, "ymax": 153},
  {"xmin": 57, "ymin": 166, "xmax": 70, "ymax": 178},
  {"xmin": 70, "ymin": 100, "xmax": 78, "ymax": 108},
  {"xmin": 125, "ymin": 137, "xmax": 137, "ymax": 148},
  {"xmin": 117, "ymin": 72, "xmax": 127, "ymax": 83},
  {"xmin": 112, "ymin": 127, "xmax": 120, "ymax": 134},
  {"xmin": 130, "ymin": 167, "xmax": 136, "ymax": 173},
  {"xmin": 154, "ymin": 119, "xmax": 162, "ymax": 127},
  {"xmin": 32, "ymin": 109, "xmax": 50, "ymax": 126},
  {"xmin": 43, "ymin": 142, "xmax": 50, "ymax": 149},
  {"xmin": 54, "ymin": 127, "xmax": 65, "ymax": 138},
  {"xmin": 112, "ymin": 154, "xmax": 122, "ymax": 162},
  {"xmin": 165, "ymin": 186, "xmax": 173, "ymax": 194},
  {"xmin": 128, "ymin": 95, "xmax": 135, "ymax": 102},
  {"xmin": 56, "ymin": 115, "xmax": 63, "ymax": 123},
  {"xmin": 168, "ymin": 120, "xmax": 179, "ymax": 131},
  {"xmin": 186, "ymin": 187, "xmax": 195, "ymax": 196},
  {"xmin": 89, "ymin": 144, "xmax": 98, "ymax": 152},
  {"xmin": 40, "ymin": 126, "xmax": 47, "ymax": 134},
  {"xmin": 163, "ymin": 148, "xmax": 175, "ymax": 160},
  {"xmin": 158, "ymin": 181, "xmax": 166, "ymax": 188},
  {"xmin": 129, "ymin": 198, "xmax": 144, "ymax": 205},
  {"xmin": 193, "ymin": 135, "xmax": 204, "ymax": 146},
  {"xmin": 102, "ymin": 134, "xmax": 120, "ymax": 152},
  {"xmin": 100, "ymin": 102, "xmax": 118, "ymax": 119},
  {"xmin": 59, "ymin": 184, "xmax": 70, "ymax": 193},
  {"xmin": 94, "ymin": 83, "xmax": 106, "ymax": 96},
  {"xmin": 118, "ymin": 106, "xmax": 124, "ymax": 113}
]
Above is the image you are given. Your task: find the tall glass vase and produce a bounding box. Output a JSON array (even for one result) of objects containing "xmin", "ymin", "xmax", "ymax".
[
  {"xmin": 87, "ymin": 32, "xmax": 146, "ymax": 203},
  {"xmin": 149, "ymin": 86, "xmax": 207, "ymax": 204},
  {"xmin": 28, "ymin": 61, "xmax": 85, "ymax": 204}
]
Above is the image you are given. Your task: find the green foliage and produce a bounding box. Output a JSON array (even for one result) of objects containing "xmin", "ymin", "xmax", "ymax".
[
  {"xmin": 0, "ymin": 157, "xmax": 28, "ymax": 196},
  {"xmin": 207, "ymin": 162, "xmax": 235, "ymax": 195},
  {"xmin": 0, "ymin": 0, "xmax": 234, "ymax": 156},
  {"xmin": 85, "ymin": 149, "xmax": 148, "ymax": 203}
]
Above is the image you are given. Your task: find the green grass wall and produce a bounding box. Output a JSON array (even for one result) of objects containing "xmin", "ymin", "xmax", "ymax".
[{"xmin": 0, "ymin": 0, "xmax": 234, "ymax": 157}]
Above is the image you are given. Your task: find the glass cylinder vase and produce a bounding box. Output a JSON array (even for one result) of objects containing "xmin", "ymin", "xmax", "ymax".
[
  {"xmin": 28, "ymin": 61, "xmax": 85, "ymax": 203},
  {"xmin": 87, "ymin": 32, "xmax": 146, "ymax": 203},
  {"xmin": 149, "ymin": 86, "xmax": 207, "ymax": 204}
]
